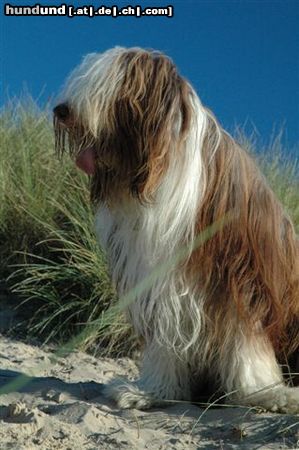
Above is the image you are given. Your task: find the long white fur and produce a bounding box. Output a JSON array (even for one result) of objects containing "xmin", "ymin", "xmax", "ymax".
[
  {"xmin": 62, "ymin": 47, "xmax": 129, "ymax": 136},
  {"xmin": 95, "ymin": 89, "xmax": 209, "ymax": 357}
]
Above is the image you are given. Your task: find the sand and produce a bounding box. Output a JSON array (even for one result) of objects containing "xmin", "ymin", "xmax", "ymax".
[
  {"xmin": 0, "ymin": 297, "xmax": 298, "ymax": 449},
  {"xmin": 1, "ymin": 336, "xmax": 298, "ymax": 450}
]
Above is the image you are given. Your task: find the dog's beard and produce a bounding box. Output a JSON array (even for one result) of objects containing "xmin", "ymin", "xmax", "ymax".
[
  {"xmin": 54, "ymin": 117, "xmax": 148, "ymax": 204},
  {"xmin": 54, "ymin": 115, "xmax": 87, "ymax": 159}
]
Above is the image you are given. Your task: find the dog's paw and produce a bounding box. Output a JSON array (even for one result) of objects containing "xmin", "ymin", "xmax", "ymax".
[
  {"xmin": 236, "ymin": 387, "xmax": 299, "ymax": 414},
  {"xmin": 261, "ymin": 388, "xmax": 299, "ymax": 414},
  {"xmin": 278, "ymin": 387, "xmax": 299, "ymax": 414},
  {"xmin": 103, "ymin": 378, "xmax": 155, "ymax": 410}
]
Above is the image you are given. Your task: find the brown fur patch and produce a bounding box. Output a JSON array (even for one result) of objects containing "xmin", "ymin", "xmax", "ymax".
[{"xmin": 189, "ymin": 112, "xmax": 299, "ymax": 358}]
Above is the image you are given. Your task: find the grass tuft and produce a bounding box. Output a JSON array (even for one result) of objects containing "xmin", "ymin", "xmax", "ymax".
[{"xmin": 0, "ymin": 97, "xmax": 134, "ymax": 355}]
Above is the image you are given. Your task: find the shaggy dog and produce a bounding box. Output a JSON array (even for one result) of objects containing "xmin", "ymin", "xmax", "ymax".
[{"xmin": 54, "ymin": 47, "xmax": 299, "ymax": 413}]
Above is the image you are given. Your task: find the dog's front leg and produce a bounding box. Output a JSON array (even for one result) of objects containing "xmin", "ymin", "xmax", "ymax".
[
  {"xmin": 104, "ymin": 342, "xmax": 191, "ymax": 409},
  {"xmin": 223, "ymin": 334, "xmax": 299, "ymax": 414}
]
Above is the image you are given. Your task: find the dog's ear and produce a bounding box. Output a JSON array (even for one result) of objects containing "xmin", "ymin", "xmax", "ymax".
[{"xmin": 113, "ymin": 51, "xmax": 193, "ymax": 201}]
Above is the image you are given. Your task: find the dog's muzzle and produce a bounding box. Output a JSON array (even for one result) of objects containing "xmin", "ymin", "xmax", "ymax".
[{"xmin": 53, "ymin": 103, "xmax": 70, "ymax": 122}]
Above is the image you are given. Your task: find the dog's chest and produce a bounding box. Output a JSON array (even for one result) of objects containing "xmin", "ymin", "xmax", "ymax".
[{"xmin": 95, "ymin": 206, "xmax": 151, "ymax": 294}]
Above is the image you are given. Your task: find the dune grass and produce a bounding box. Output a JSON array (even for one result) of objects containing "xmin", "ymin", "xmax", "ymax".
[
  {"xmin": 0, "ymin": 98, "xmax": 133, "ymax": 355},
  {"xmin": 0, "ymin": 98, "xmax": 298, "ymax": 356}
]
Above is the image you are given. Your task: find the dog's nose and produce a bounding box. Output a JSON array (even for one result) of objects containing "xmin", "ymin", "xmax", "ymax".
[{"xmin": 53, "ymin": 103, "xmax": 70, "ymax": 121}]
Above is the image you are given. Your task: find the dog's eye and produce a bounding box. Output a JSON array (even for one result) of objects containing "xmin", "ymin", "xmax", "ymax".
[{"xmin": 53, "ymin": 103, "xmax": 70, "ymax": 122}]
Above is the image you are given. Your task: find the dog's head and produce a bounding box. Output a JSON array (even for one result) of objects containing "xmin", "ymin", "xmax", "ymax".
[{"xmin": 53, "ymin": 47, "xmax": 201, "ymax": 204}]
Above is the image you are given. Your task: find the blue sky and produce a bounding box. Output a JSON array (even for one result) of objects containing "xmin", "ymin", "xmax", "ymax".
[{"xmin": 1, "ymin": 0, "xmax": 298, "ymax": 153}]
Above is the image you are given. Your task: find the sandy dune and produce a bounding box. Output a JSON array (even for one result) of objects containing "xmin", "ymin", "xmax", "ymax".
[{"xmin": 0, "ymin": 334, "xmax": 298, "ymax": 450}]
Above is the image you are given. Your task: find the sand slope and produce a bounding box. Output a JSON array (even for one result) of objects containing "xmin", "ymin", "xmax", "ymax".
[{"xmin": 0, "ymin": 335, "xmax": 298, "ymax": 449}]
